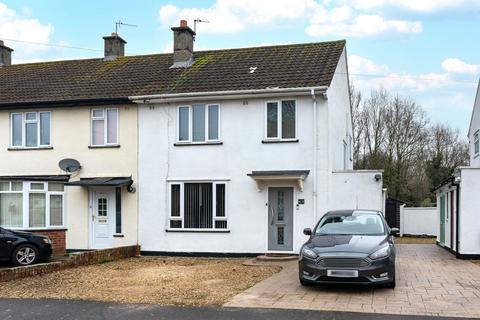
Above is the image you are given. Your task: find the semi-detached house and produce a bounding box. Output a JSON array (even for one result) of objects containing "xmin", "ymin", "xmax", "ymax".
[{"xmin": 0, "ymin": 20, "xmax": 384, "ymax": 255}]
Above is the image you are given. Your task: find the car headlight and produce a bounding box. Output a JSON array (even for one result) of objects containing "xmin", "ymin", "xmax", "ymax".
[
  {"xmin": 301, "ymin": 247, "xmax": 318, "ymax": 260},
  {"xmin": 42, "ymin": 238, "xmax": 52, "ymax": 245},
  {"xmin": 369, "ymin": 245, "xmax": 390, "ymax": 260}
]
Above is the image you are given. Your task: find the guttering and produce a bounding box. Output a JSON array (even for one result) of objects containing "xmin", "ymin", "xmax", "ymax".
[
  {"xmin": 129, "ymin": 86, "xmax": 328, "ymax": 104},
  {"xmin": 0, "ymin": 97, "xmax": 132, "ymax": 110}
]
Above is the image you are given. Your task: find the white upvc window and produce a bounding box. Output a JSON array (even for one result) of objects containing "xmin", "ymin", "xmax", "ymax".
[
  {"xmin": 0, "ymin": 181, "xmax": 65, "ymax": 229},
  {"xmin": 474, "ymin": 130, "xmax": 479, "ymax": 156},
  {"xmin": 177, "ymin": 104, "xmax": 221, "ymax": 143},
  {"xmin": 168, "ymin": 181, "xmax": 227, "ymax": 230},
  {"xmin": 265, "ymin": 100, "xmax": 296, "ymax": 140},
  {"xmin": 10, "ymin": 111, "xmax": 51, "ymax": 148},
  {"xmin": 91, "ymin": 108, "xmax": 119, "ymax": 146}
]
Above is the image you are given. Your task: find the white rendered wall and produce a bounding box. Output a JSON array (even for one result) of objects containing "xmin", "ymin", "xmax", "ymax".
[
  {"xmin": 401, "ymin": 207, "xmax": 438, "ymax": 236},
  {"xmin": 459, "ymin": 168, "xmax": 480, "ymax": 255},
  {"xmin": 469, "ymin": 82, "xmax": 480, "ymax": 167}
]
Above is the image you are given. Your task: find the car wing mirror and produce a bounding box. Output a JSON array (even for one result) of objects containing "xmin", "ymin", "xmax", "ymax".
[
  {"xmin": 390, "ymin": 227, "xmax": 399, "ymax": 235},
  {"xmin": 303, "ymin": 228, "xmax": 312, "ymax": 236}
]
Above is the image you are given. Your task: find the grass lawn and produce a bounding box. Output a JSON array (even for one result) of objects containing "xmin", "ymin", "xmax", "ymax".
[
  {"xmin": 394, "ymin": 236, "xmax": 436, "ymax": 244},
  {"xmin": 0, "ymin": 257, "xmax": 281, "ymax": 306}
]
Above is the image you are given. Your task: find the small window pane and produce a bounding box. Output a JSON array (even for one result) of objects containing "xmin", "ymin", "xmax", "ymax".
[
  {"xmin": 171, "ymin": 184, "xmax": 180, "ymax": 217},
  {"xmin": 0, "ymin": 182, "xmax": 9, "ymax": 191},
  {"xmin": 281, "ymin": 100, "xmax": 295, "ymax": 139},
  {"xmin": 170, "ymin": 220, "xmax": 182, "ymax": 228},
  {"xmin": 48, "ymin": 183, "xmax": 64, "ymax": 192},
  {"xmin": 106, "ymin": 109, "xmax": 118, "ymax": 144},
  {"xmin": 97, "ymin": 198, "xmax": 107, "ymax": 217},
  {"xmin": 215, "ymin": 220, "xmax": 227, "ymax": 229},
  {"xmin": 192, "ymin": 104, "xmax": 206, "ymax": 142},
  {"xmin": 216, "ymin": 184, "xmax": 225, "ymax": 217},
  {"xmin": 0, "ymin": 193, "xmax": 23, "ymax": 228},
  {"xmin": 208, "ymin": 105, "xmax": 219, "ymax": 140},
  {"xmin": 11, "ymin": 182, "xmax": 22, "ymax": 191},
  {"xmin": 25, "ymin": 122, "xmax": 38, "ymax": 147},
  {"xmin": 267, "ymin": 102, "xmax": 278, "ymax": 138},
  {"xmin": 30, "ymin": 183, "xmax": 44, "ymax": 190},
  {"xmin": 92, "ymin": 119, "xmax": 105, "ymax": 145},
  {"xmin": 39, "ymin": 113, "xmax": 51, "ymax": 145},
  {"xmin": 29, "ymin": 193, "xmax": 46, "ymax": 228},
  {"xmin": 179, "ymin": 107, "xmax": 189, "ymax": 141},
  {"xmin": 50, "ymin": 195, "xmax": 63, "ymax": 226},
  {"xmin": 25, "ymin": 112, "xmax": 37, "ymax": 121},
  {"xmin": 12, "ymin": 114, "xmax": 23, "ymax": 147},
  {"xmin": 92, "ymin": 109, "xmax": 104, "ymax": 118}
]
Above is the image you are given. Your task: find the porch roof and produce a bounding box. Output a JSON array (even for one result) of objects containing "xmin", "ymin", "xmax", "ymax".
[
  {"xmin": 65, "ymin": 177, "xmax": 132, "ymax": 187},
  {"xmin": 247, "ymin": 170, "xmax": 310, "ymax": 192}
]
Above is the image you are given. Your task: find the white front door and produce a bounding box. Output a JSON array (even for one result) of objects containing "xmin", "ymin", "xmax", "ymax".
[{"xmin": 91, "ymin": 188, "xmax": 115, "ymax": 249}]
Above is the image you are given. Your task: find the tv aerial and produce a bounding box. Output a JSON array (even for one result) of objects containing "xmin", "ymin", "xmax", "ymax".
[
  {"xmin": 193, "ymin": 19, "xmax": 209, "ymax": 41},
  {"xmin": 58, "ymin": 158, "xmax": 82, "ymax": 173},
  {"xmin": 115, "ymin": 20, "xmax": 137, "ymax": 34}
]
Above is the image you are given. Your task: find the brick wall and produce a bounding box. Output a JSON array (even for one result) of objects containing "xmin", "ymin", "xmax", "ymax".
[
  {"xmin": 0, "ymin": 245, "xmax": 140, "ymax": 283},
  {"xmin": 28, "ymin": 229, "xmax": 66, "ymax": 255}
]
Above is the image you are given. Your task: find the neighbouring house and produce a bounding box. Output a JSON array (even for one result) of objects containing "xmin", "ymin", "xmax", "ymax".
[
  {"xmin": 435, "ymin": 80, "xmax": 480, "ymax": 258},
  {"xmin": 0, "ymin": 36, "xmax": 139, "ymax": 252},
  {"xmin": 0, "ymin": 20, "xmax": 384, "ymax": 256},
  {"xmin": 134, "ymin": 21, "xmax": 384, "ymax": 255}
]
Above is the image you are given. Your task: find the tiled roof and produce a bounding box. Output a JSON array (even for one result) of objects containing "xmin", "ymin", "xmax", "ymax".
[{"xmin": 0, "ymin": 40, "xmax": 345, "ymax": 107}]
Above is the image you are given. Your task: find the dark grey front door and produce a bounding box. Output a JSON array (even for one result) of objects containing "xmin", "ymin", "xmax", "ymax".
[{"xmin": 268, "ymin": 187, "xmax": 294, "ymax": 251}]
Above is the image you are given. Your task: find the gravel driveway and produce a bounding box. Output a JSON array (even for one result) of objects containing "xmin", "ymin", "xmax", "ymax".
[{"xmin": 0, "ymin": 257, "xmax": 280, "ymax": 306}]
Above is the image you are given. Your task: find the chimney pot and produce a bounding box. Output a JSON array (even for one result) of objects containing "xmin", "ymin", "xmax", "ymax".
[
  {"xmin": 170, "ymin": 20, "xmax": 196, "ymax": 68},
  {"xmin": 0, "ymin": 40, "xmax": 13, "ymax": 66},
  {"xmin": 103, "ymin": 33, "xmax": 126, "ymax": 60}
]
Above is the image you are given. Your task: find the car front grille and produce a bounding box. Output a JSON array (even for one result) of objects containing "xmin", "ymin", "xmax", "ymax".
[{"xmin": 317, "ymin": 257, "xmax": 370, "ymax": 268}]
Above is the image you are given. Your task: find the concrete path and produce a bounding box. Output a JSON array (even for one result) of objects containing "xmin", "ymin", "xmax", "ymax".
[
  {"xmin": 0, "ymin": 298, "xmax": 472, "ymax": 320},
  {"xmin": 225, "ymin": 244, "xmax": 480, "ymax": 318}
]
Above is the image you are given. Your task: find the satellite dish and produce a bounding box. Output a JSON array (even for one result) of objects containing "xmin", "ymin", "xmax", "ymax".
[{"xmin": 59, "ymin": 158, "xmax": 82, "ymax": 173}]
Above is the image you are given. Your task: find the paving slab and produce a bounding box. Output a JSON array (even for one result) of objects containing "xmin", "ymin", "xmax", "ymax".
[{"xmin": 225, "ymin": 244, "xmax": 480, "ymax": 318}]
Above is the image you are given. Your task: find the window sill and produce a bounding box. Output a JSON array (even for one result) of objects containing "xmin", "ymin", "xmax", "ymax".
[
  {"xmin": 88, "ymin": 145, "xmax": 120, "ymax": 149},
  {"xmin": 8, "ymin": 147, "xmax": 53, "ymax": 151},
  {"xmin": 113, "ymin": 234, "xmax": 124, "ymax": 238},
  {"xmin": 262, "ymin": 139, "xmax": 299, "ymax": 144},
  {"xmin": 166, "ymin": 229, "xmax": 230, "ymax": 233},
  {"xmin": 174, "ymin": 141, "xmax": 223, "ymax": 147}
]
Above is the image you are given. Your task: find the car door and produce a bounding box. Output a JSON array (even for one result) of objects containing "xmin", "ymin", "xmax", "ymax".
[{"xmin": 0, "ymin": 229, "xmax": 15, "ymax": 260}]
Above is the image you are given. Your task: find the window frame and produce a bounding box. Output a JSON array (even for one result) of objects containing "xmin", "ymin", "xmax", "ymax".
[
  {"xmin": 167, "ymin": 180, "xmax": 228, "ymax": 231},
  {"xmin": 474, "ymin": 130, "xmax": 479, "ymax": 157},
  {"xmin": 176, "ymin": 104, "xmax": 221, "ymax": 144},
  {"xmin": 10, "ymin": 111, "xmax": 52, "ymax": 149},
  {"xmin": 0, "ymin": 181, "xmax": 65, "ymax": 230},
  {"xmin": 264, "ymin": 99, "xmax": 297, "ymax": 141},
  {"xmin": 90, "ymin": 108, "xmax": 119, "ymax": 147}
]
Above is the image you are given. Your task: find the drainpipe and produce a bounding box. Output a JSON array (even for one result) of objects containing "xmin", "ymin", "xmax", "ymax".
[
  {"xmin": 453, "ymin": 178, "xmax": 460, "ymax": 258},
  {"xmin": 311, "ymin": 89, "xmax": 318, "ymax": 225}
]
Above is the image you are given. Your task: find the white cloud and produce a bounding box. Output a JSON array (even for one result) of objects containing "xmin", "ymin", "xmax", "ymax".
[
  {"xmin": 348, "ymin": 55, "xmax": 389, "ymax": 74},
  {"xmin": 442, "ymin": 58, "xmax": 480, "ymax": 75},
  {"xmin": 159, "ymin": 1, "xmax": 421, "ymax": 38},
  {"xmin": 307, "ymin": 13, "xmax": 421, "ymax": 37},
  {"xmin": 0, "ymin": 2, "xmax": 53, "ymax": 59},
  {"xmin": 352, "ymin": 0, "xmax": 480, "ymax": 13}
]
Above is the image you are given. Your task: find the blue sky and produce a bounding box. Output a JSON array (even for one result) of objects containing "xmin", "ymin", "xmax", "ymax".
[{"xmin": 1, "ymin": 0, "xmax": 479, "ymax": 136}]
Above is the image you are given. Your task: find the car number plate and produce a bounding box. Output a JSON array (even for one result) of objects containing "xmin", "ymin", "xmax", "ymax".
[{"xmin": 327, "ymin": 270, "xmax": 359, "ymax": 278}]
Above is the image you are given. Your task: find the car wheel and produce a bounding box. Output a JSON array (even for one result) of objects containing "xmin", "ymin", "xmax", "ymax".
[{"xmin": 12, "ymin": 244, "xmax": 39, "ymax": 266}]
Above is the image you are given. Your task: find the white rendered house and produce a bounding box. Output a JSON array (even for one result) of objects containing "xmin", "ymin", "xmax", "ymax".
[{"xmin": 134, "ymin": 21, "xmax": 384, "ymax": 255}]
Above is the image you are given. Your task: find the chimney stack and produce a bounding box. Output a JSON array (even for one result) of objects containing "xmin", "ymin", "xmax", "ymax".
[
  {"xmin": 103, "ymin": 33, "xmax": 126, "ymax": 60},
  {"xmin": 0, "ymin": 40, "xmax": 13, "ymax": 66},
  {"xmin": 171, "ymin": 20, "xmax": 195, "ymax": 68}
]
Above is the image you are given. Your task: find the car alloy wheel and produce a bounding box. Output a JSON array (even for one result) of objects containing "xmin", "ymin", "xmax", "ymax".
[{"xmin": 13, "ymin": 245, "xmax": 38, "ymax": 266}]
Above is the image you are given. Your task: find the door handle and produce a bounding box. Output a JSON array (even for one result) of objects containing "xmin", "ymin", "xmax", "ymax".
[{"xmin": 269, "ymin": 205, "xmax": 276, "ymax": 226}]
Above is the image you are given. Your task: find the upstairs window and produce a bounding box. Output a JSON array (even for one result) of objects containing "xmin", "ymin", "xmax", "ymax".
[
  {"xmin": 91, "ymin": 108, "xmax": 119, "ymax": 146},
  {"xmin": 177, "ymin": 104, "xmax": 220, "ymax": 143},
  {"xmin": 475, "ymin": 131, "xmax": 479, "ymax": 156},
  {"xmin": 10, "ymin": 112, "xmax": 51, "ymax": 148},
  {"xmin": 265, "ymin": 100, "xmax": 296, "ymax": 140}
]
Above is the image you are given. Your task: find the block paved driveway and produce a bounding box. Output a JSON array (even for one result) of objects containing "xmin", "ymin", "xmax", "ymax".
[{"xmin": 225, "ymin": 245, "xmax": 480, "ymax": 318}]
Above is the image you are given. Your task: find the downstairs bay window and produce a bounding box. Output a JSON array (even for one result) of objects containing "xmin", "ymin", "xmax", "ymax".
[
  {"xmin": 168, "ymin": 181, "xmax": 227, "ymax": 230},
  {"xmin": 0, "ymin": 181, "xmax": 64, "ymax": 229}
]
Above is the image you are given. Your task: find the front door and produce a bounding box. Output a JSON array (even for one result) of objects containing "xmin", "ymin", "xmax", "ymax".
[
  {"xmin": 439, "ymin": 195, "xmax": 446, "ymax": 244},
  {"xmin": 268, "ymin": 187, "xmax": 294, "ymax": 252},
  {"xmin": 91, "ymin": 188, "xmax": 115, "ymax": 249}
]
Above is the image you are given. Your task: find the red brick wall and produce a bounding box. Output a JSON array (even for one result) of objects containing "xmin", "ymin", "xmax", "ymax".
[{"xmin": 28, "ymin": 229, "xmax": 66, "ymax": 255}]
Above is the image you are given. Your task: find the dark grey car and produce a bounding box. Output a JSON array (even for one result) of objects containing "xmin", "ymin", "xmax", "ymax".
[{"xmin": 299, "ymin": 210, "xmax": 398, "ymax": 288}]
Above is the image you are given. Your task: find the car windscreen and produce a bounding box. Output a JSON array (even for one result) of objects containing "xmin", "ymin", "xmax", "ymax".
[{"xmin": 315, "ymin": 213, "xmax": 385, "ymax": 235}]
